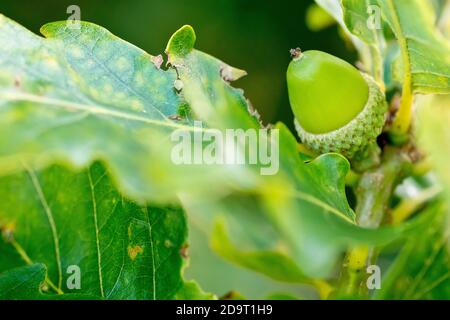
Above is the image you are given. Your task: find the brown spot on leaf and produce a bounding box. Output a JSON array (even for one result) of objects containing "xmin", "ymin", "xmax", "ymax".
[
  {"xmin": 168, "ymin": 114, "xmax": 183, "ymax": 121},
  {"xmin": 151, "ymin": 54, "xmax": 164, "ymax": 69},
  {"xmin": 219, "ymin": 64, "xmax": 247, "ymax": 82},
  {"xmin": 1, "ymin": 222, "xmax": 15, "ymax": 243},
  {"xmin": 127, "ymin": 245, "xmax": 144, "ymax": 261},
  {"xmin": 179, "ymin": 243, "xmax": 189, "ymax": 259}
]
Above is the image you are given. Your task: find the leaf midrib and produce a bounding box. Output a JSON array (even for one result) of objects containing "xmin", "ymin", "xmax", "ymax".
[{"xmin": 0, "ymin": 90, "xmax": 203, "ymax": 132}]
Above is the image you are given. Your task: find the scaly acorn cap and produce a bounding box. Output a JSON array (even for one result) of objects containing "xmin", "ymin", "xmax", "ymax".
[{"xmin": 294, "ymin": 73, "xmax": 387, "ymax": 158}]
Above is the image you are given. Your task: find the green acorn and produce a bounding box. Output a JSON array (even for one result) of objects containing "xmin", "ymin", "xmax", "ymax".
[{"xmin": 287, "ymin": 49, "xmax": 387, "ymax": 159}]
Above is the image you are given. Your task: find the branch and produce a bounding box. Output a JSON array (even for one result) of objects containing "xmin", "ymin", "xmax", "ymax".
[{"xmin": 337, "ymin": 147, "xmax": 412, "ymax": 297}]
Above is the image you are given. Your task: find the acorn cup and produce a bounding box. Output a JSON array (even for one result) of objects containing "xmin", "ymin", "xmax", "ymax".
[{"xmin": 287, "ymin": 49, "xmax": 387, "ymax": 164}]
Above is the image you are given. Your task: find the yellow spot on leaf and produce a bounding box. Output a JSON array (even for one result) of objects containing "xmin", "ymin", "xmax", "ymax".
[
  {"xmin": 114, "ymin": 91, "xmax": 126, "ymax": 100},
  {"xmin": 115, "ymin": 57, "xmax": 130, "ymax": 71},
  {"xmin": 130, "ymin": 99, "xmax": 144, "ymax": 111},
  {"xmin": 79, "ymin": 34, "xmax": 91, "ymax": 44},
  {"xmin": 134, "ymin": 72, "xmax": 144, "ymax": 86},
  {"xmin": 96, "ymin": 48, "xmax": 110, "ymax": 60},
  {"xmin": 164, "ymin": 239, "xmax": 173, "ymax": 248},
  {"xmin": 86, "ymin": 59, "xmax": 95, "ymax": 68},
  {"xmin": 43, "ymin": 58, "xmax": 59, "ymax": 70},
  {"xmin": 127, "ymin": 245, "xmax": 144, "ymax": 261},
  {"xmin": 70, "ymin": 46, "xmax": 85, "ymax": 59},
  {"xmin": 89, "ymin": 87, "xmax": 100, "ymax": 99},
  {"xmin": 128, "ymin": 224, "xmax": 132, "ymax": 238},
  {"xmin": 103, "ymin": 84, "xmax": 113, "ymax": 94}
]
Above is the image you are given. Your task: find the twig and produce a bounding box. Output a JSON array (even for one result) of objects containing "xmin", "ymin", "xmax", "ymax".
[{"xmin": 338, "ymin": 147, "xmax": 411, "ymax": 297}]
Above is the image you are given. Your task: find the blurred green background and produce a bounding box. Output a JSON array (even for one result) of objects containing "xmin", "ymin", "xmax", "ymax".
[{"xmin": 1, "ymin": 0, "xmax": 357, "ymax": 298}]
